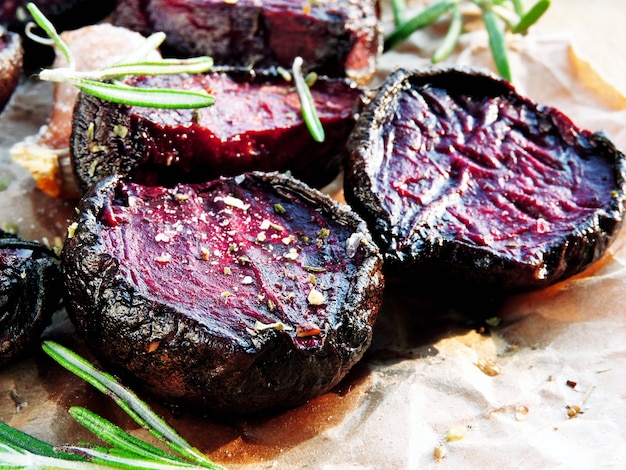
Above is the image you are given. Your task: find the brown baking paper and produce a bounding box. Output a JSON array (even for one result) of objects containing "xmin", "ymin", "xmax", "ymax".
[{"xmin": 1, "ymin": 1, "xmax": 625, "ymax": 468}]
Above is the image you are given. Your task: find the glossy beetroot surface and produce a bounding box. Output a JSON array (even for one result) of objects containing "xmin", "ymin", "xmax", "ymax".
[
  {"xmin": 71, "ymin": 69, "xmax": 363, "ymax": 193},
  {"xmin": 0, "ymin": 231, "xmax": 62, "ymax": 367},
  {"xmin": 62, "ymin": 172, "xmax": 383, "ymax": 413},
  {"xmin": 114, "ymin": 0, "xmax": 382, "ymax": 84},
  {"xmin": 345, "ymin": 67, "xmax": 626, "ymax": 291}
]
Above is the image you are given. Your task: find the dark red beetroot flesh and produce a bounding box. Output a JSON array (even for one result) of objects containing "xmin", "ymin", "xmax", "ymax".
[
  {"xmin": 345, "ymin": 67, "xmax": 626, "ymax": 292},
  {"xmin": 70, "ymin": 69, "xmax": 363, "ymax": 193},
  {"xmin": 0, "ymin": 231, "xmax": 62, "ymax": 367},
  {"xmin": 0, "ymin": 28, "xmax": 22, "ymax": 112},
  {"xmin": 114, "ymin": 0, "xmax": 382, "ymax": 85},
  {"xmin": 62, "ymin": 172, "xmax": 383, "ymax": 413}
]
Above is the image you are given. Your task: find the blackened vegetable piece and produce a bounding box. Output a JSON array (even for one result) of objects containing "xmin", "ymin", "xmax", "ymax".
[
  {"xmin": 0, "ymin": 230, "xmax": 62, "ymax": 367},
  {"xmin": 0, "ymin": 28, "xmax": 22, "ymax": 112},
  {"xmin": 113, "ymin": 0, "xmax": 382, "ymax": 85},
  {"xmin": 345, "ymin": 67, "xmax": 626, "ymax": 292},
  {"xmin": 71, "ymin": 68, "xmax": 363, "ymax": 193},
  {"xmin": 62, "ymin": 172, "xmax": 383, "ymax": 413}
]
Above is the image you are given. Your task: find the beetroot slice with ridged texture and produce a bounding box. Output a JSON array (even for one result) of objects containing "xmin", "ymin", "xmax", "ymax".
[
  {"xmin": 61, "ymin": 172, "xmax": 383, "ymax": 413},
  {"xmin": 70, "ymin": 68, "xmax": 363, "ymax": 194},
  {"xmin": 344, "ymin": 67, "xmax": 626, "ymax": 292}
]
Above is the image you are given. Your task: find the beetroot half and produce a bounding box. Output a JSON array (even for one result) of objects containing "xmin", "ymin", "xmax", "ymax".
[
  {"xmin": 70, "ymin": 68, "xmax": 363, "ymax": 193},
  {"xmin": 114, "ymin": 0, "xmax": 382, "ymax": 85},
  {"xmin": 344, "ymin": 67, "xmax": 626, "ymax": 292},
  {"xmin": 61, "ymin": 172, "xmax": 383, "ymax": 413}
]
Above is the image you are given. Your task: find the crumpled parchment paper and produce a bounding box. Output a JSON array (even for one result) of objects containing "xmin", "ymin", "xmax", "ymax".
[{"xmin": 1, "ymin": 1, "xmax": 625, "ymax": 469}]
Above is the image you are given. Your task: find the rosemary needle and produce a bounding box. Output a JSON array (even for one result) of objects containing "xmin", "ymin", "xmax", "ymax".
[
  {"xmin": 384, "ymin": 0, "xmax": 457, "ymax": 52},
  {"xmin": 292, "ymin": 56, "xmax": 325, "ymax": 143},
  {"xmin": 383, "ymin": 0, "xmax": 551, "ymax": 81},
  {"xmin": 482, "ymin": 9, "xmax": 512, "ymax": 81},
  {"xmin": 72, "ymin": 79, "xmax": 215, "ymax": 109},
  {"xmin": 41, "ymin": 341, "xmax": 223, "ymax": 469},
  {"xmin": 0, "ymin": 342, "xmax": 227, "ymax": 469}
]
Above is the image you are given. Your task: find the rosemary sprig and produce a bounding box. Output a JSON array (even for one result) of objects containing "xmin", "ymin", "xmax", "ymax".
[
  {"xmin": 384, "ymin": 0, "xmax": 551, "ymax": 80},
  {"xmin": 292, "ymin": 56, "xmax": 325, "ymax": 143},
  {"xmin": 26, "ymin": 2, "xmax": 215, "ymax": 109},
  {"xmin": 482, "ymin": 6, "xmax": 511, "ymax": 80},
  {"xmin": 390, "ymin": 0, "xmax": 408, "ymax": 26},
  {"xmin": 0, "ymin": 341, "xmax": 226, "ymax": 470}
]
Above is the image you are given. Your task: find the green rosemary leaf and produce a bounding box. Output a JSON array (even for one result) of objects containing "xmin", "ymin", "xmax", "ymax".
[
  {"xmin": 117, "ymin": 32, "xmax": 167, "ymax": 65},
  {"xmin": 292, "ymin": 57, "xmax": 325, "ymax": 143},
  {"xmin": 482, "ymin": 9, "xmax": 512, "ymax": 81},
  {"xmin": 511, "ymin": 0, "xmax": 525, "ymax": 16},
  {"xmin": 42, "ymin": 342, "xmax": 224, "ymax": 469},
  {"xmin": 432, "ymin": 5, "xmax": 463, "ymax": 63},
  {"xmin": 0, "ymin": 421, "xmax": 84, "ymax": 462},
  {"xmin": 491, "ymin": 4, "xmax": 520, "ymax": 28},
  {"xmin": 26, "ymin": 3, "xmax": 74, "ymax": 69},
  {"xmin": 71, "ymin": 79, "xmax": 215, "ymax": 109},
  {"xmin": 99, "ymin": 57, "xmax": 214, "ymax": 79},
  {"xmin": 55, "ymin": 446, "xmax": 202, "ymax": 469},
  {"xmin": 384, "ymin": 0, "xmax": 457, "ymax": 52},
  {"xmin": 0, "ymin": 442, "xmax": 105, "ymax": 470},
  {"xmin": 390, "ymin": 0, "xmax": 407, "ymax": 26},
  {"xmin": 512, "ymin": 0, "xmax": 551, "ymax": 34},
  {"xmin": 69, "ymin": 407, "xmax": 190, "ymax": 466}
]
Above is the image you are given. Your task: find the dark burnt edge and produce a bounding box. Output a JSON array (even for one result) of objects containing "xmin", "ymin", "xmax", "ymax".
[
  {"xmin": 0, "ymin": 232, "xmax": 62, "ymax": 368},
  {"xmin": 70, "ymin": 92, "xmax": 138, "ymax": 195},
  {"xmin": 0, "ymin": 28, "xmax": 23, "ymax": 111},
  {"xmin": 70, "ymin": 66, "xmax": 365, "ymax": 195},
  {"xmin": 62, "ymin": 172, "xmax": 384, "ymax": 413},
  {"xmin": 0, "ymin": 229, "xmax": 59, "ymax": 258},
  {"xmin": 344, "ymin": 66, "xmax": 626, "ymax": 294}
]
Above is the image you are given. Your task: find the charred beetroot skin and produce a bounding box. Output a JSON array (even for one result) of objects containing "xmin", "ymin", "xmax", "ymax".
[
  {"xmin": 114, "ymin": 0, "xmax": 382, "ymax": 85},
  {"xmin": 71, "ymin": 69, "xmax": 363, "ymax": 193},
  {"xmin": 0, "ymin": 231, "xmax": 62, "ymax": 367},
  {"xmin": 62, "ymin": 172, "xmax": 383, "ymax": 413},
  {"xmin": 0, "ymin": 28, "xmax": 22, "ymax": 111},
  {"xmin": 345, "ymin": 67, "xmax": 626, "ymax": 292}
]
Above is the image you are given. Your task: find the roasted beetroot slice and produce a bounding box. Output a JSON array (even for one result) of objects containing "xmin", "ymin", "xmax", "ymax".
[
  {"xmin": 0, "ymin": 231, "xmax": 62, "ymax": 367},
  {"xmin": 113, "ymin": 0, "xmax": 382, "ymax": 85},
  {"xmin": 70, "ymin": 68, "xmax": 363, "ymax": 193},
  {"xmin": 0, "ymin": 28, "xmax": 22, "ymax": 112},
  {"xmin": 62, "ymin": 172, "xmax": 383, "ymax": 413},
  {"xmin": 344, "ymin": 67, "xmax": 626, "ymax": 292}
]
